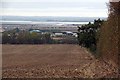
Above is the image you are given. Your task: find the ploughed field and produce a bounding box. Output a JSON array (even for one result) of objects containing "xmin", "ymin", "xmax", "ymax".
[{"xmin": 2, "ymin": 44, "xmax": 117, "ymax": 78}]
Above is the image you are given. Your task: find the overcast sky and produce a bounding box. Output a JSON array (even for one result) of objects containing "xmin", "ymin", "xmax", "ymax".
[{"xmin": 1, "ymin": 0, "xmax": 109, "ymax": 17}]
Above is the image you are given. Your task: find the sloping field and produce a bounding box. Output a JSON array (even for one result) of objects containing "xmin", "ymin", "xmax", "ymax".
[{"xmin": 2, "ymin": 44, "xmax": 118, "ymax": 78}]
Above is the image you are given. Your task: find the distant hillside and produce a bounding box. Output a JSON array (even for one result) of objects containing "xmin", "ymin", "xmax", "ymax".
[{"xmin": 1, "ymin": 16, "xmax": 107, "ymax": 22}]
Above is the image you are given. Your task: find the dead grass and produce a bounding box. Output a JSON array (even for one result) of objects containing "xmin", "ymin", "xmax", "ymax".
[{"xmin": 97, "ymin": 2, "xmax": 119, "ymax": 68}]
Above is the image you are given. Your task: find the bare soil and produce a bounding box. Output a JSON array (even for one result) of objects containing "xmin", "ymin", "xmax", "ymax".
[{"xmin": 2, "ymin": 44, "xmax": 118, "ymax": 78}]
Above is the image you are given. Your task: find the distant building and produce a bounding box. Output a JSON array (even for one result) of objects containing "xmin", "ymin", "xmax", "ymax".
[
  {"xmin": 51, "ymin": 32, "xmax": 64, "ymax": 37},
  {"xmin": 29, "ymin": 29, "xmax": 42, "ymax": 33},
  {"xmin": 64, "ymin": 31, "xmax": 73, "ymax": 35},
  {"xmin": 0, "ymin": 27, "xmax": 5, "ymax": 33}
]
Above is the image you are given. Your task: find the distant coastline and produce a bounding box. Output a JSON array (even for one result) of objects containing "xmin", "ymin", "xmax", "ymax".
[
  {"xmin": 1, "ymin": 21, "xmax": 92, "ymax": 25},
  {"xmin": 1, "ymin": 16, "xmax": 107, "ymax": 23}
]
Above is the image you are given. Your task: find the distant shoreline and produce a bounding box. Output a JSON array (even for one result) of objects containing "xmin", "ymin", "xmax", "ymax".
[
  {"xmin": 0, "ymin": 21, "xmax": 92, "ymax": 25},
  {"xmin": 1, "ymin": 16, "xmax": 107, "ymax": 23}
]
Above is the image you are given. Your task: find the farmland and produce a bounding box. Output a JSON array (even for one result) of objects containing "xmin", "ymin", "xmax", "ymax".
[{"xmin": 2, "ymin": 44, "xmax": 117, "ymax": 78}]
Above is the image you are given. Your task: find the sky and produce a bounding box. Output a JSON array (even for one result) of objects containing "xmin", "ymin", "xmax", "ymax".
[{"xmin": 1, "ymin": 0, "xmax": 109, "ymax": 17}]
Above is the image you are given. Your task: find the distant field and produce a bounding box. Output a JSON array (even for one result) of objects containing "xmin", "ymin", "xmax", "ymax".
[{"xmin": 2, "ymin": 44, "xmax": 117, "ymax": 78}]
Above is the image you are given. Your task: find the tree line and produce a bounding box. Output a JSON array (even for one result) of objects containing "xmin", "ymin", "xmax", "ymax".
[
  {"xmin": 77, "ymin": 19, "xmax": 104, "ymax": 52},
  {"xmin": 2, "ymin": 29, "xmax": 52, "ymax": 44},
  {"xmin": 2, "ymin": 28, "xmax": 78, "ymax": 44}
]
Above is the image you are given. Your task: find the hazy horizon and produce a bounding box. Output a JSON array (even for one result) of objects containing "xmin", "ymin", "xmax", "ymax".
[{"xmin": 1, "ymin": 16, "xmax": 107, "ymax": 23}]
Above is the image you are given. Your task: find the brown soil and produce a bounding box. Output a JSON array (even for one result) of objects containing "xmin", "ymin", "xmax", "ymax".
[{"xmin": 2, "ymin": 44, "xmax": 118, "ymax": 78}]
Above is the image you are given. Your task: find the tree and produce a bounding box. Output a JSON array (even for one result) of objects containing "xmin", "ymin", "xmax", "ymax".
[{"xmin": 77, "ymin": 19, "xmax": 104, "ymax": 52}]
